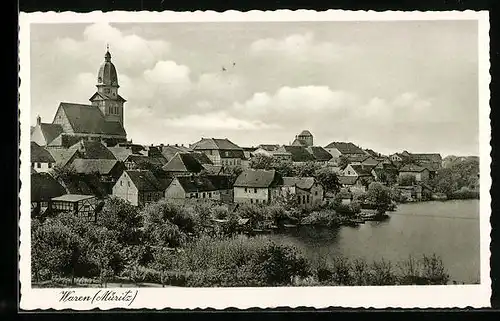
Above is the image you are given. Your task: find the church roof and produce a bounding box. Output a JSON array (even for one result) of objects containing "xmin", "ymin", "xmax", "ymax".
[
  {"xmin": 299, "ymin": 130, "xmax": 313, "ymax": 137},
  {"xmin": 57, "ymin": 102, "xmax": 126, "ymax": 137},
  {"xmin": 97, "ymin": 50, "xmax": 119, "ymax": 86}
]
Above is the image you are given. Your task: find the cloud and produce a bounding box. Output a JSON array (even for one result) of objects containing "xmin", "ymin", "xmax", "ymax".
[
  {"xmin": 163, "ymin": 111, "xmax": 280, "ymax": 130},
  {"xmin": 249, "ymin": 32, "xmax": 349, "ymax": 62},
  {"xmin": 143, "ymin": 60, "xmax": 192, "ymax": 98}
]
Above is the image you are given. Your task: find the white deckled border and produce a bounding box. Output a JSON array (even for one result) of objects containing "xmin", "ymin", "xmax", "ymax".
[{"xmin": 19, "ymin": 10, "xmax": 491, "ymax": 310}]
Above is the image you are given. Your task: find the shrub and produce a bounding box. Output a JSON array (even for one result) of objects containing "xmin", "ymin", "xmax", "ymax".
[
  {"xmin": 301, "ymin": 210, "xmax": 340, "ymax": 227},
  {"xmin": 451, "ymin": 187, "xmax": 480, "ymax": 200}
]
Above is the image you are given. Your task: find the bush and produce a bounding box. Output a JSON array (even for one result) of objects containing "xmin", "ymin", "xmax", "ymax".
[
  {"xmin": 450, "ymin": 187, "xmax": 480, "ymax": 200},
  {"xmin": 301, "ymin": 210, "xmax": 340, "ymax": 227}
]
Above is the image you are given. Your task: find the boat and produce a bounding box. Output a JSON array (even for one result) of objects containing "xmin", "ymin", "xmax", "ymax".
[{"xmin": 283, "ymin": 224, "xmax": 297, "ymax": 228}]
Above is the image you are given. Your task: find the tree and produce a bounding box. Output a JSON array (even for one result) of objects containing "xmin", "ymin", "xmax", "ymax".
[
  {"xmin": 222, "ymin": 165, "xmax": 243, "ymax": 184},
  {"xmin": 273, "ymin": 159, "xmax": 295, "ymax": 177},
  {"xmin": 293, "ymin": 162, "xmax": 321, "ymax": 177},
  {"xmin": 86, "ymin": 226, "xmax": 122, "ymax": 287},
  {"xmin": 366, "ymin": 182, "xmax": 392, "ymax": 214},
  {"xmin": 314, "ymin": 167, "xmax": 341, "ymax": 194},
  {"xmin": 398, "ymin": 174, "xmax": 417, "ymax": 186},
  {"xmin": 250, "ymin": 154, "xmax": 274, "ymax": 170},
  {"xmin": 98, "ymin": 197, "xmax": 142, "ymax": 245},
  {"xmin": 50, "ymin": 163, "xmax": 77, "ymax": 181}
]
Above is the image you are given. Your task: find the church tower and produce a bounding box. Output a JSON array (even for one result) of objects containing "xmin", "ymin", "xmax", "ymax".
[{"xmin": 90, "ymin": 47, "xmax": 126, "ymax": 125}]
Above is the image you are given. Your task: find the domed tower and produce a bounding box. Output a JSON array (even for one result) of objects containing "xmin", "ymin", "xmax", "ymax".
[
  {"xmin": 90, "ymin": 47, "xmax": 126, "ymax": 125},
  {"xmin": 297, "ymin": 130, "xmax": 313, "ymax": 147}
]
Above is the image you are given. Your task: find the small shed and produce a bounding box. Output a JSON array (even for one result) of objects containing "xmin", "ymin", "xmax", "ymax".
[{"xmin": 51, "ymin": 194, "xmax": 98, "ymax": 221}]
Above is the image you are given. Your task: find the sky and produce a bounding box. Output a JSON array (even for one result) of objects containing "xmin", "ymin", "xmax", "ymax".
[{"xmin": 30, "ymin": 21, "xmax": 479, "ymax": 157}]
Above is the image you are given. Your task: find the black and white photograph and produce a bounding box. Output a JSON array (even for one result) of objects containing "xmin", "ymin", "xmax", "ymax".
[{"xmin": 19, "ymin": 10, "xmax": 491, "ymax": 309}]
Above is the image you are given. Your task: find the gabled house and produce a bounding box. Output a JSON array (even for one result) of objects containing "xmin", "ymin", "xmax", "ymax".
[
  {"xmin": 190, "ymin": 138, "xmax": 245, "ymax": 167},
  {"xmin": 165, "ymin": 175, "xmax": 233, "ymax": 203},
  {"xmin": 72, "ymin": 158, "xmax": 126, "ymax": 194},
  {"xmin": 31, "ymin": 142, "xmax": 56, "ymax": 173},
  {"xmin": 124, "ymin": 154, "xmax": 167, "ymax": 170},
  {"xmin": 30, "ymin": 116, "xmax": 64, "ymax": 147},
  {"xmin": 162, "ymin": 152, "xmax": 205, "ymax": 176},
  {"xmin": 306, "ymin": 146, "xmax": 333, "ymax": 164},
  {"xmin": 399, "ymin": 164, "xmax": 430, "ymax": 182},
  {"xmin": 276, "ymin": 145, "xmax": 315, "ymax": 164},
  {"xmin": 68, "ymin": 140, "xmax": 116, "ymax": 160},
  {"xmin": 343, "ymin": 164, "xmax": 376, "ymax": 178},
  {"xmin": 112, "ymin": 170, "xmax": 168, "ymax": 206},
  {"xmin": 31, "ymin": 172, "xmax": 67, "ymax": 217},
  {"xmin": 338, "ymin": 176, "xmax": 369, "ymax": 193},
  {"xmin": 48, "ymin": 148, "xmax": 82, "ymax": 168},
  {"xmin": 282, "ymin": 177, "xmax": 324, "ymax": 209},
  {"xmin": 233, "ymin": 169, "xmax": 283, "ymax": 204},
  {"xmin": 324, "ymin": 142, "xmax": 366, "ymax": 158},
  {"xmin": 51, "ymin": 194, "xmax": 99, "ymax": 221},
  {"xmin": 157, "ymin": 143, "xmax": 193, "ymax": 162}
]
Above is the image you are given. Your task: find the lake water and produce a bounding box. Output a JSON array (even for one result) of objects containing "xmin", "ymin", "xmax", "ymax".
[{"xmin": 267, "ymin": 200, "xmax": 480, "ymax": 284}]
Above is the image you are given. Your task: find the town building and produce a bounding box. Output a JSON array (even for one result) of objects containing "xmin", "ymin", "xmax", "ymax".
[
  {"xmin": 162, "ymin": 152, "xmax": 205, "ymax": 176},
  {"xmin": 190, "ymin": 138, "xmax": 246, "ymax": 167},
  {"xmin": 233, "ymin": 169, "xmax": 283, "ymax": 204},
  {"xmin": 48, "ymin": 148, "xmax": 82, "ymax": 168},
  {"xmin": 31, "ymin": 142, "xmax": 56, "ymax": 173},
  {"xmin": 282, "ymin": 177, "xmax": 324, "ymax": 209},
  {"xmin": 305, "ymin": 146, "xmax": 333, "ymax": 164},
  {"xmin": 31, "ymin": 171, "xmax": 67, "ymax": 217},
  {"xmin": 112, "ymin": 170, "xmax": 167, "ymax": 206},
  {"xmin": 31, "ymin": 49, "xmax": 127, "ymax": 148},
  {"xmin": 156, "ymin": 144, "xmax": 193, "ymax": 162},
  {"xmin": 124, "ymin": 154, "xmax": 167, "ymax": 170},
  {"xmin": 72, "ymin": 159, "xmax": 125, "ymax": 194},
  {"xmin": 291, "ymin": 130, "xmax": 314, "ymax": 147},
  {"xmin": 398, "ymin": 164, "xmax": 430, "ymax": 182},
  {"xmin": 275, "ymin": 145, "xmax": 315, "ymax": 164},
  {"xmin": 324, "ymin": 142, "xmax": 366, "ymax": 158},
  {"xmin": 338, "ymin": 176, "xmax": 369, "ymax": 194},
  {"xmin": 164, "ymin": 175, "xmax": 233, "ymax": 203},
  {"xmin": 51, "ymin": 194, "xmax": 99, "ymax": 221}
]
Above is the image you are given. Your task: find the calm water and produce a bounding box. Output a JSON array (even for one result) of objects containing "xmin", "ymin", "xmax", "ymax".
[{"xmin": 267, "ymin": 200, "xmax": 480, "ymax": 283}]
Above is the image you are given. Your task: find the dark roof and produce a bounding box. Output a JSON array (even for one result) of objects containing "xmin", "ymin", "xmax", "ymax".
[
  {"xmin": 175, "ymin": 175, "xmax": 232, "ymax": 193},
  {"xmin": 158, "ymin": 144, "xmax": 193, "ymax": 161},
  {"xmin": 48, "ymin": 148, "xmax": 80, "ymax": 167},
  {"xmin": 291, "ymin": 138, "xmax": 307, "ymax": 146},
  {"xmin": 278, "ymin": 145, "xmax": 315, "ymax": 162},
  {"xmin": 31, "ymin": 142, "xmax": 55, "ymax": 163},
  {"xmin": 348, "ymin": 164, "xmax": 375, "ymax": 176},
  {"xmin": 410, "ymin": 153, "xmax": 443, "ymax": 163},
  {"xmin": 346, "ymin": 154, "xmax": 370, "ymax": 163},
  {"xmin": 57, "ymin": 102, "xmax": 126, "ymax": 137},
  {"xmin": 217, "ymin": 149, "xmax": 245, "ymax": 159},
  {"xmin": 338, "ymin": 176, "xmax": 358, "ymax": 186},
  {"xmin": 258, "ymin": 144, "xmax": 280, "ymax": 151},
  {"xmin": 202, "ymin": 164, "xmax": 224, "ymax": 175},
  {"xmin": 283, "ymin": 177, "xmax": 316, "ymax": 190},
  {"xmin": 31, "ymin": 172, "xmax": 66, "ymax": 202},
  {"xmin": 68, "ymin": 140, "xmax": 116, "ymax": 160},
  {"xmin": 234, "ymin": 169, "xmax": 283, "ymax": 188},
  {"xmin": 324, "ymin": 142, "xmax": 365, "ymax": 155},
  {"xmin": 306, "ymin": 146, "xmax": 332, "ymax": 161},
  {"xmin": 107, "ymin": 146, "xmax": 134, "ymax": 161},
  {"xmin": 163, "ymin": 153, "xmax": 204, "ymax": 173},
  {"xmin": 190, "ymin": 152, "xmax": 213, "ymax": 165},
  {"xmin": 364, "ymin": 149, "xmax": 381, "ymax": 158},
  {"xmin": 191, "ymin": 138, "xmax": 242, "ymax": 150},
  {"xmin": 46, "ymin": 133, "xmax": 84, "ymax": 148},
  {"xmin": 38, "ymin": 123, "xmax": 63, "ymax": 145},
  {"xmin": 299, "ymin": 130, "xmax": 313, "ymax": 136},
  {"xmin": 126, "ymin": 170, "xmax": 165, "ymax": 192},
  {"xmin": 399, "ymin": 164, "xmax": 428, "ymax": 173},
  {"xmin": 72, "ymin": 159, "xmax": 119, "ymax": 175},
  {"xmin": 126, "ymin": 154, "xmax": 166, "ymax": 167},
  {"xmin": 59, "ymin": 174, "xmax": 107, "ymax": 197}
]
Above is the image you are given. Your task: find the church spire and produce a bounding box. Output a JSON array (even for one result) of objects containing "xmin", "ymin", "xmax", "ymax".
[{"xmin": 104, "ymin": 44, "xmax": 111, "ymax": 62}]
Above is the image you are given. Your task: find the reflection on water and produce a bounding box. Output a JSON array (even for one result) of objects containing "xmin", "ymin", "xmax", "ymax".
[{"xmin": 266, "ymin": 200, "xmax": 480, "ymax": 284}]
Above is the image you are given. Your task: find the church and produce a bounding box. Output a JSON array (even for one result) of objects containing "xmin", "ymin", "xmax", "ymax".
[{"xmin": 31, "ymin": 48, "xmax": 127, "ymax": 149}]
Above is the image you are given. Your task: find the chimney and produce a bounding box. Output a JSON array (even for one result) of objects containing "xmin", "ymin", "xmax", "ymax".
[
  {"xmin": 36, "ymin": 115, "xmax": 41, "ymax": 125},
  {"xmin": 175, "ymin": 143, "xmax": 178, "ymax": 147}
]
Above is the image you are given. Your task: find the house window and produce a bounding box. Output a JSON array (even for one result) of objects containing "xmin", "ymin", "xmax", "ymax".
[
  {"xmin": 244, "ymin": 188, "xmax": 247, "ymax": 192},
  {"xmin": 307, "ymin": 195, "xmax": 310, "ymax": 203},
  {"xmin": 250, "ymin": 199, "xmax": 253, "ymax": 204},
  {"xmin": 120, "ymin": 181, "xmax": 123, "ymax": 186},
  {"xmin": 208, "ymin": 192, "xmax": 212, "ymax": 198},
  {"xmin": 302, "ymin": 195, "xmax": 306, "ymax": 204},
  {"xmin": 202, "ymin": 193, "xmax": 206, "ymax": 198},
  {"xmin": 297, "ymin": 196, "xmax": 301, "ymax": 204},
  {"xmin": 254, "ymin": 188, "xmax": 257, "ymax": 193},
  {"xmin": 128, "ymin": 181, "xmax": 130, "ymax": 187},
  {"xmin": 48, "ymin": 163, "xmax": 52, "ymax": 168},
  {"xmin": 315, "ymin": 191, "xmax": 318, "ymax": 196},
  {"xmin": 37, "ymin": 163, "xmax": 41, "ymax": 168}
]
